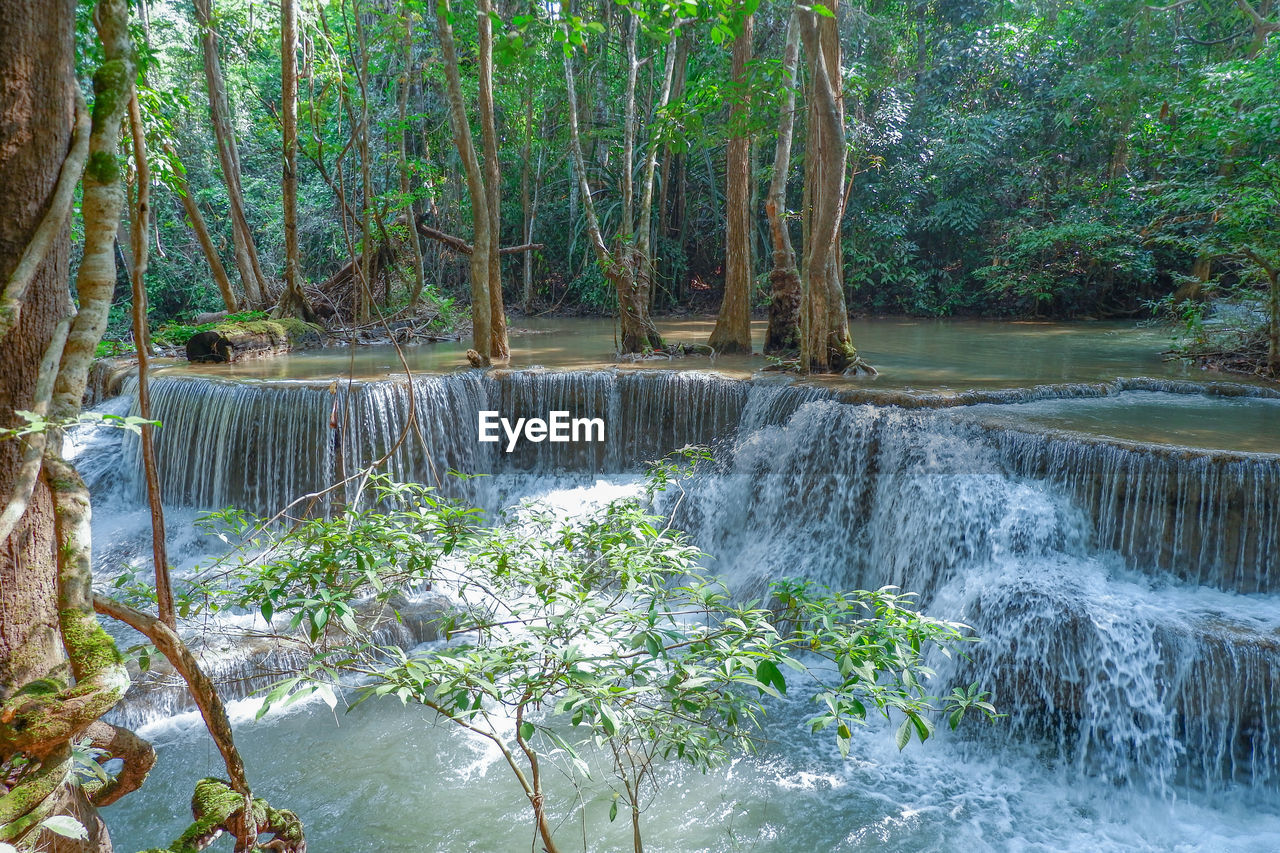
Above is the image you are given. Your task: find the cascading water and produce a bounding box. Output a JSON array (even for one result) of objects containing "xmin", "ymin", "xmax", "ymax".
[{"xmin": 86, "ymin": 364, "xmax": 1280, "ymax": 851}]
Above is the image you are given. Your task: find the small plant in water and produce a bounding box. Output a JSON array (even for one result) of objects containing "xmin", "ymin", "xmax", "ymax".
[{"xmin": 186, "ymin": 452, "xmax": 997, "ymax": 852}]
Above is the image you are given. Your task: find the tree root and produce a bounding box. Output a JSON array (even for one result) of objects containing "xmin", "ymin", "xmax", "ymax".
[{"xmin": 139, "ymin": 778, "xmax": 305, "ymax": 853}]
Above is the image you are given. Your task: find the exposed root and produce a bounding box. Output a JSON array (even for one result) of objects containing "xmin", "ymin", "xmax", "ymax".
[{"xmin": 139, "ymin": 778, "xmax": 305, "ymax": 853}]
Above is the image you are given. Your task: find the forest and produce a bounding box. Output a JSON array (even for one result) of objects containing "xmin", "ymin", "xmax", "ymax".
[
  {"xmin": 2, "ymin": 0, "xmax": 1280, "ymax": 851},
  {"xmin": 65, "ymin": 0, "xmax": 1280, "ymax": 373}
]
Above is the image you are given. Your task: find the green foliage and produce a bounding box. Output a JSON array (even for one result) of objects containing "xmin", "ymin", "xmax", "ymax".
[
  {"xmin": 185, "ymin": 456, "xmax": 995, "ymax": 849},
  {"xmin": 151, "ymin": 310, "xmax": 269, "ymax": 348},
  {"xmin": 0, "ymin": 411, "xmax": 159, "ymax": 443},
  {"xmin": 975, "ymin": 221, "xmax": 1156, "ymax": 315}
]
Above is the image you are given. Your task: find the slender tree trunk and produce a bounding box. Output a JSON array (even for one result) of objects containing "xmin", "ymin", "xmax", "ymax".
[
  {"xmin": 276, "ymin": 0, "xmax": 317, "ymax": 322},
  {"xmin": 438, "ymin": 0, "xmax": 492, "ymax": 363},
  {"xmin": 194, "ymin": 0, "xmax": 267, "ymax": 306},
  {"xmin": 399, "ymin": 19, "xmax": 427, "ymax": 310},
  {"xmin": 353, "ymin": 0, "xmax": 375, "ymax": 322},
  {"xmin": 477, "ymin": 0, "xmax": 509, "ymax": 359},
  {"xmin": 709, "ymin": 10, "xmax": 754, "ymax": 354},
  {"xmin": 764, "ymin": 11, "xmax": 802, "ymax": 353},
  {"xmin": 168, "ymin": 146, "xmax": 239, "ymax": 312},
  {"xmin": 632, "ymin": 31, "xmax": 679, "ymax": 350},
  {"xmin": 655, "ymin": 34, "xmax": 689, "ymax": 304},
  {"xmin": 798, "ymin": 3, "xmax": 858, "ymax": 373},
  {"xmin": 520, "ymin": 80, "xmax": 540, "ymax": 311},
  {"xmin": 127, "ymin": 93, "xmax": 175, "ymax": 630}
]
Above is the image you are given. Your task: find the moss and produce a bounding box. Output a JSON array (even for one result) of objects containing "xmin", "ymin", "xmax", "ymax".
[
  {"xmin": 58, "ymin": 609, "xmax": 124, "ymax": 677},
  {"xmin": 146, "ymin": 779, "xmax": 305, "ymax": 853},
  {"xmin": 85, "ymin": 151, "xmax": 120, "ymax": 186},
  {"xmin": 90, "ymin": 59, "xmax": 128, "ymax": 124},
  {"xmin": 216, "ymin": 319, "xmax": 323, "ymax": 346}
]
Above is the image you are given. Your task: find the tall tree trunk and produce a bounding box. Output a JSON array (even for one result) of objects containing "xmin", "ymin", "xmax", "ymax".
[
  {"xmin": 631, "ymin": 31, "xmax": 679, "ymax": 350},
  {"xmin": 437, "ymin": 0, "xmax": 492, "ymax": 363},
  {"xmin": 399, "ymin": 18, "xmax": 428, "ymax": 310},
  {"xmin": 353, "ymin": 0, "xmax": 375, "ymax": 322},
  {"xmin": 127, "ymin": 93, "xmax": 176, "ymax": 630},
  {"xmin": 798, "ymin": 3, "xmax": 859, "ymax": 373},
  {"xmin": 477, "ymin": 0, "xmax": 509, "ymax": 359},
  {"xmin": 168, "ymin": 146, "xmax": 239, "ymax": 312},
  {"xmin": 1, "ymin": 3, "xmax": 136, "ymax": 848},
  {"xmin": 764, "ymin": 11, "xmax": 801, "ymax": 353},
  {"xmin": 709, "ymin": 9, "xmax": 754, "ymax": 354},
  {"xmin": 194, "ymin": 0, "xmax": 268, "ymax": 306},
  {"xmin": 656, "ymin": 34, "xmax": 689, "ymax": 305},
  {"xmin": 276, "ymin": 0, "xmax": 317, "ymax": 322},
  {"xmin": 520, "ymin": 78, "xmax": 542, "ymax": 312},
  {"xmin": 564, "ymin": 21, "xmax": 672, "ymax": 354}
]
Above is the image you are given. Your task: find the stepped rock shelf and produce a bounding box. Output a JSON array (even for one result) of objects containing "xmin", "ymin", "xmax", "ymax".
[{"xmin": 80, "ymin": 321, "xmax": 1280, "ymax": 852}]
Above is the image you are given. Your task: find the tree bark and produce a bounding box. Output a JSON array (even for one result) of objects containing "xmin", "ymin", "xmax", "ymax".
[
  {"xmin": 167, "ymin": 145, "xmax": 239, "ymax": 312},
  {"xmin": 520, "ymin": 80, "xmax": 537, "ymax": 311},
  {"xmin": 0, "ymin": 14, "xmax": 137, "ymax": 840},
  {"xmin": 477, "ymin": 0, "xmax": 509, "ymax": 359},
  {"xmin": 764, "ymin": 11, "xmax": 802, "ymax": 354},
  {"xmin": 0, "ymin": 1, "xmax": 77, "ymax": 749},
  {"xmin": 798, "ymin": 4, "xmax": 859, "ymax": 373},
  {"xmin": 437, "ymin": 0, "xmax": 492, "ymax": 364},
  {"xmin": 127, "ymin": 92, "xmax": 175, "ymax": 630},
  {"xmin": 275, "ymin": 0, "xmax": 317, "ymax": 323},
  {"xmin": 562, "ymin": 27, "xmax": 663, "ymax": 354},
  {"xmin": 399, "ymin": 18, "xmax": 428, "ymax": 310},
  {"xmin": 193, "ymin": 0, "xmax": 268, "ymax": 306},
  {"xmin": 709, "ymin": 9, "xmax": 754, "ymax": 354}
]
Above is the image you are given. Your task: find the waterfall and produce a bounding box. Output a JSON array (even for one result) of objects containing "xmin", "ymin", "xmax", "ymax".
[
  {"xmin": 675, "ymin": 396, "xmax": 1280, "ymax": 794},
  {"xmin": 91, "ymin": 370, "xmax": 1280, "ymax": 796}
]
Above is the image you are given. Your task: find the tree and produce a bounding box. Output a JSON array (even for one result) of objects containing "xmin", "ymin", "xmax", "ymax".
[
  {"xmin": 1, "ymin": 2, "xmax": 139, "ymax": 846},
  {"xmin": 796, "ymin": 1, "xmax": 863, "ymax": 374},
  {"xmin": 274, "ymin": 0, "xmax": 318, "ymax": 323},
  {"xmin": 708, "ymin": 5, "xmax": 755, "ymax": 355},
  {"xmin": 2, "ymin": 4, "xmax": 305, "ymax": 848},
  {"xmin": 193, "ymin": 0, "xmax": 269, "ymax": 307},
  {"xmin": 201, "ymin": 466, "xmax": 995, "ymax": 853},
  {"xmin": 562, "ymin": 10, "xmax": 677, "ymax": 354},
  {"xmin": 763, "ymin": 10, "xmax": 802, "ymax": 354}
]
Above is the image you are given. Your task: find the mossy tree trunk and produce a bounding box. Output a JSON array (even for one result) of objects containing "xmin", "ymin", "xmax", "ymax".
[{"xmin": 1, "ymin": 4, "xmax": 140, "ymax": 847}]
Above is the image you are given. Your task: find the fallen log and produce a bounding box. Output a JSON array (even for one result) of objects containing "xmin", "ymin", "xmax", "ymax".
[{"xmin": 186, "ymin": 318, "xmax": 324, "ymax": 363}]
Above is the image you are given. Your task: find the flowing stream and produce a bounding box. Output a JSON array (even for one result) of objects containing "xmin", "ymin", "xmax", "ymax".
[{"xmin": 80, "ymin": 321, "xmax": 1280, "ymax": 852}]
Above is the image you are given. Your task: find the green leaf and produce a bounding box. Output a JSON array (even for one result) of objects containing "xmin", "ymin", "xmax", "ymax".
[
  {"xmin": 609, "ymin": 796, "xmax": 619, "ymax": 822},
  {"xmin": 895, "ymin": 718, "xmax": 912, "ymax": 751},
  {"xmin": 756, "ymin": 660, "xmax": 786, "ymax": 695},
  {"xmin": 40, "ymin": 816, "xmax": 88, "ymax": 840},
  {"xmin": 316, "ymin": 684, "xmax": 338, "ymax": 711},
  {"xmin": 599, "ymin": 703, "xmax": 619, "ymax": 737},
  {"xmin": 519, "ymin": 721, "xmax": 535, "ymax": 742},
  {"xmin": 907, "ymin": 711, "xmax": 931, "ymax": 743}
]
